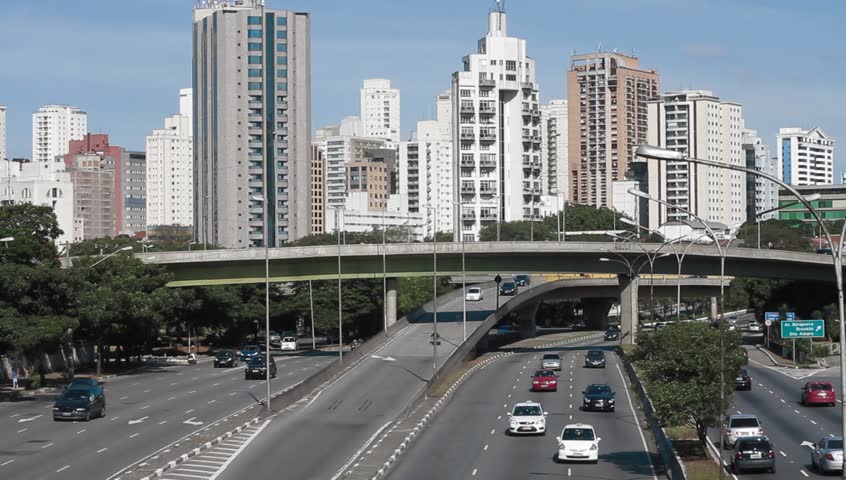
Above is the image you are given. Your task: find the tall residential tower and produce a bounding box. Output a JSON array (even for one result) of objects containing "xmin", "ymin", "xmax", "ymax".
[
  {"xmin": 360, "ymin": 79, "xmax": 400, "ymax": 143},
  {"xmin": 777, "ymin": 127, "xmax": 835, "ymax": 186},
  {"xmin": 451, "ymin": 4, "xmax": 541, "ymax": 240},
  {"xmin": 193, "ymin": 0, "xmax": 311, "ymax": 248},
  {"xmin": 32, "ymin": 105, "xmax": 87, "ymax": 163},
  {"xmin": 568, "ymin": 52, "xmax": 659, "ymax": 208}
]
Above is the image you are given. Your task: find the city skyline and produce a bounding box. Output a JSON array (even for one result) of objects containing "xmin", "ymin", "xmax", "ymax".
[{"xmin": 0, "ymin": 0, "xmax": 843, "ymax": 178}]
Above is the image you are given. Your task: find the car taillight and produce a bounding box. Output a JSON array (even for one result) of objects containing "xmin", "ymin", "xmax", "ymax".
[
  {"xmin": 757, "ymin": 429, "xmax": 763, "ymax": 435},
  {"xmin": 532, "ymin": 380, "xmax": 539, "ymax": 384},
  {"xmin": 736, "ymin": 452, "xmax": 744, "ymax": 459},
  {"xmin": 549, "ymin": 380, "xmax": 556, "ymax": 384},
  {"xmin": 768, "ymin": 450, "xmax": 775, "ymax": 458},
  {"xmin": 826, "ymin": 453, "xmax": 836, "ymax": 461}
]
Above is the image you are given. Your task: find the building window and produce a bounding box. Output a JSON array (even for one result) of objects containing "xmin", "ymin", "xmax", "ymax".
[
  {"xmin": 248, "ymin": 16, "xmax": 262, "ymax": 25},
  {"xmin": 248, "ymin": 29, "xmax": 262, "ymax": 38},
  {"xmin": 248, "ymin": 42, "xmax": 262, "ymax": 51},
  {"xmin": 276, "ymin": 30, "xmax": 286, "ymax": 39},
  {"xmin": 277, "ymin": 56, "xmax": 287, "ymax": 65},
  {"xmin": 506, "ymin": 60, "xmax": 516, "ymax": 71},
  {"xmin": 248, "ymin": 82, "xmax": 262, "ymax": 90},
  {"xmin": 277, "ymin": 82, "xmax": 288, "ymax": 91},
  {"xmin": 277, "ymin": 43, "xmax": 287, "ymax": 52},
  {"xmin": 248, "ymin": 55, "xmax": 262, "ymax": 64},
  {"xmin": 460, "ymin": 89, "xmax": 473, "ymax": 98},
  {"xmin": 277, "ymin": 69, "xmax": 287, "ymax": 77},
  {"xmin": 248, "ymin": 68, "xmax": 262, "ymax": 77},
  {"xmin": 276, "ymin": 17, "xmax": 287, "ymax": 26}
]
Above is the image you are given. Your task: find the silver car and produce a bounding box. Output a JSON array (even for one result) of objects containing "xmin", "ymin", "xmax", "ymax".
[
  {"xmin": 811, "ymin": 437, "xmax": 844, "ymax": 474},
  {"xmin": 723, "ymin": 414, "xmax": 763, "ymax": 448},
  {"xmin": 541, "ymin": 353, "xmax": 561, "ymax": 371}
]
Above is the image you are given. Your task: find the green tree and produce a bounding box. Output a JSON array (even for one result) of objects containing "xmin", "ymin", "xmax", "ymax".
[
  {"xmin": 631, "ymin": 322, "xmax": 744, "ymax": 446},
  {"xmin": 478, "ymin": 203, "xmax": 635, "ymax": 242},
  {"xmin": 397, "ymin": 276, "xmax": 453, "ymax": 319},
  {"xmin": 735, "ymin": 219, "xmax": 813, "ymax": 252},
  {"xmin": 0, "ymin": 204, "xmax": 63, "ymax": 265}
]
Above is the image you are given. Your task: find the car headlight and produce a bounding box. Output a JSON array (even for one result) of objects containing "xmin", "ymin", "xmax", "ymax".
[
  {"xmin": 75, "ymin": 407, "xmax": 87, "ymax": 412},
  {"xmin": 53, "ymin": 407, "xmax": 59, "ymax": 411},
  {"xmin": 510, "ymin": 421, "xmax": 518, "ymax": 428},
  {"xmin": 608, "ymin": 399, "xmax": 615, "ymax": 404},
  {"xmin": 590, "ymin": 444, "xmax": 598, "ymax": 451}
]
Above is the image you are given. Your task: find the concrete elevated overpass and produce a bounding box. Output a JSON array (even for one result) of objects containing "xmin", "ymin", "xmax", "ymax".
[{"xmin": 130, "ymin": 241, "xmax": 836, "ymax": 286}]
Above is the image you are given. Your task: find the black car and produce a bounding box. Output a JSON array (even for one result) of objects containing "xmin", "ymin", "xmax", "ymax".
[
  {"xmin": 53, "ymin": 385, "xmax": 106, "ymax": 421},
  {"xmin": 734, "ymin": 368, "xmax": 752, "ymax": 391},
  {"xmin": 245, "ymin": 356, "xmax": 277, "ymax": 380},
  {"xmin": 584, "ymin": 350, "xmax": 606, "ymax": 368},
  {"xmin": 513, "ymin": 275, "xmax": 531, "ymax": 287},
  {"xmin": 239, "ymin": 345, "xmax": 261, "ymax": 362},
  {"xmin": 582, "ymin": 384, "xmax": 616, "ymax": 412},
  {"xmin": 64, "ymin": 378, "xmax": 99, "ymax": 390},
  {"xmin": 731, "ymin": 436, "xmax": 775, "ymax": 474},
  {"xmin": 499, "ymin": 282, "xmax": 518, "ymax": 296},
  {"xmin": 604, "ymin": 329, "xmax": 619, "ymax": 341},
  {"xmin": 214, "ymin": 350, "xmax": 239, "ymax": 368}
]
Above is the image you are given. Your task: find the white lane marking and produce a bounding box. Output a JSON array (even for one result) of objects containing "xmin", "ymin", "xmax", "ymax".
[
  {"xmin": 17, "ymin": 414, "xmax": 42, "ymax": 423},
  {"xmin": 811, "ymin": 420, "xmax": 817, "ymax": 425},
  {"xmin": 140, "ymin": 405, "xmax": 150, "ymax": 410},
  {"xmin": 780, "ymin": 399, "xmax": 786, "ymax": 403},
  {"xmin": 472, "ymin": 469, "xmax": 478, "ymax": 476},
  {"xmin": 120, "ymin": 396, "xmax": 129, "ymax": 400},
  {"xmin": 41, "ymin": 442, "xmax": 54, "ymax": 449},
  {"xmin": 97, "ymin": 448, "xmax": 108, "ymax": 453},
  {"xmin": 143, "ymin": 389, "xmax": 151, "ymax": 393},
  {"xmin": 56, "ymin": 465, "xmax": 70, "ymax": 473},
  {"xmin": 483, "ymin": 444, "xmax": 488, "ymax": 451},
  {"xmin": 160, "ymin": 420, "xmax": 168, "ymax": 425},
  {"xmin": 208, "ymin": 400, "xmax": 217, "ymax": 404},
  {"xmin": 491, "ymin": 429, "xmax": 495, "ymax": 434},
  {"xmin": 188, "ymin": 390, "xmax": 197, "ymax": 394},
  {"xmin": 779, "ymin": 451, "xmax": 787, "ymax": 457},
  {"xmin": 17, "ymin": 428, "xmax": 27, "ymax": 433},
  {"xmin": 185, "ymin": 409, "xmax": 194, "ymax": 414},
  {"xmin": 616, "ymin": 363, "xmax": 659, "ymax": 480},
  {"xmin": 167, "ymin": 397, "xmax": 176, "ymax": 401},
  {"xmin": 207, "ymin": 419, "xmax": 272, "ymax": 480},
  {"xmin": 229, "ymin": 392, "xmax": 237, "ymax": 396},
  {"xmin": 76, "ymin": 429, "xmax": 86, "ymax": 434},
  {"xmin": 223, "ymin": 366, "xmax": 242, "ymax": 372},
  {"xmin": 10, "ymin": 414, "xmax": 20, "ymax": 418},
  {"xmin": 794, "ymin": 409, "xmax": 801, "ymax": 414},
  {"xmin": 329, "ymin": 421, "xmax": 393, "ymax": 480},
  {"xmin": 130, "ymin": 433, "xmax": 140, "ymax": 438},
  {"xmin": 568, "ymin": 468, "xmax": 571, "ymax": 476},
  {"xmin": 170, "ymin": 383, "xmax": 178, "ymax": 386},
  {"xmin": 800, "ymin": 470, "xmax": 809, "ymax": 477},
  {"xmin": 1, "ymin": 459, "xmax": 14, "ymax": 466}
]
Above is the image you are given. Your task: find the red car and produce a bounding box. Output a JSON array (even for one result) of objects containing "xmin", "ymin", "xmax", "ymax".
[
  {"xmin": 531, "ymin": 370, "xmax": 559, "ymax": 392},
  {"xmin": 801, "ymin": 381, "xmax": 837, "ymax": 406}
]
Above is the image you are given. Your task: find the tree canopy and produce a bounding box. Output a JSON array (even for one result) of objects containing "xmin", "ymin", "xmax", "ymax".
[
  {"xmin": 0, "ymin": 204, "xmax": 63, "ymax": 265},
  {"xmin": 631, "ymin": 322, "xmax": 744, "ymax": 446}
]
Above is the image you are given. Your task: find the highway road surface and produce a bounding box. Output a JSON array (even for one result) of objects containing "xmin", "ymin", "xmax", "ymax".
[
  {"xmin": 0, "ymin": 353, "xmax": 333, "ymax": 479},
  {"xmin": 387, "ymin": 336, "xmax": 658, "ymax": 480}
]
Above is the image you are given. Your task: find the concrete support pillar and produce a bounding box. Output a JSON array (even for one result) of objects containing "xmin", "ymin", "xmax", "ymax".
[
  {"xmin": 619, "ymin": 274, "xmax": 640, "ymax": 345},
  {"xmin": 582, "ymin": 298, "xmax": 614, "ymax": 331},
  {"xmin": 386, "ymin": 277, "xmax": 399, "ymax": 328},
  {"xmin": 710, "ymin": 296, "xmax": 718, "ymax": 323},
  {"xmin": 518, "ymin": 302, "xmax": 541, "ymax": 339}
]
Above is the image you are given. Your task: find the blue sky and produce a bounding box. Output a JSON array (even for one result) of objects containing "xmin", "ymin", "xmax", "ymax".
[{"xmin": 1, "ymin": 0, "xmax": 844, "ymax": 175}]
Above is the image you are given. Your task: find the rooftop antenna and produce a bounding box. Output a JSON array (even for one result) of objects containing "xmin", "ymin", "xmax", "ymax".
[{"xmin": 494, "ymin": 0, "xmax": 505, "ymax": 13}]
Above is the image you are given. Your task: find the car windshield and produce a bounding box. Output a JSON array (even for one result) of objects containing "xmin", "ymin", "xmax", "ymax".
[
  {"xmin": 248, "ymin": 358, "xmax": 266, "ymax": 366},
  {"xmin": 468, "ymin": 288, "xmax": 480, "ymax": 293},
  {"xmin": 562, "ymin": 428, "xmax": 595, "ymax": 441},
  {"xmin": 534, "ymin": 370, "xmax": 555, "ymax": 377},
  {"xmin": 243, "ymin": 346, "xmax": 258, "ymax": 352},
  {"xmin": 502, "ymin": 282, "xmax": 516, "ymax": 288},
  {"xmin": 513, "ymin": 405, "xmax": 542, "ymax": 416},
  {"xmin": 738, "ymin": 440, "xmax": 770, "ymax": 451},
  {"xmin": 729, "ymin": 418, "xmax": 759, "ymax": 428},
  {"xmin": 828, "ymin": 440, "xmax": 844, "ymax": 449},
  {"xmin": 62, "ymin": 389, "xmax": 91, "ymax": 400},
  {"xmin": 283, "ymin": 337, "xmax": 296, "ymax": 342},
  {"xmin": 515, "ymin": 275, "xmax": 528, "ymax": 281},
  {"xmin": 587, "ymin": 351, "xmax": 603, "ymax": 358},
  {"xmin": 586, "ymin": 385, "xmax": 612, "ymax": 395},
  {"xmin": 543, "ymin": 354, "xmax": 559, "ymax": 360},
  {"xmin": 216, "ymin": 351, "xmax": 233, "ymax": 358},
  {"xmin": 811, "ymin": 383, "xmax": 833, "ymax": 391},
  {"xmin": 737, "ymin": 369, "xmax": 748, "ymax": 377}
]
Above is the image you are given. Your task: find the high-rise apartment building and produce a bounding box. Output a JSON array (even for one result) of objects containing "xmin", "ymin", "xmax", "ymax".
[
  {"xmin": 323, "ymin": 136, "xmax": 387, "ymax": 213},
  {"xmin": 643, "ymin": 90, "xmax": 746, "ymax": 230},
  {"xmin": 360, "ymin": 79, "xmax": 400, "ymax": 143},
  {"xmin": 777, "ymin": 127, "xmax": 835, "ymax": 186},
  {"xmin": 0, "ymin": 105, "xmax": 6, "ymax": 162},
  {"xmin": 310, "ymin": 144, "xmax": 325, "ymax": 234},
  {"xmin": 121, "ymin": 150, "xmax": 147, "ymax": 236},
  {"xmin": 193, "ymin": 0, "xmax": 311, "ymax": 248},
  {"xmin": 568, "ymin": 52, "xmax": 659, "ymax": 208},
  {"xmin": 32, "ymin": 105, "xmax": 87, "ymax": 163},
  {"xmin": 540, "ymin": 99, "xmax": 568, "ymax": 200},
  {"xmin": 451, "ymin": 4, "xmax": 541, "ymax": 240},
  {"xmin": 68, "ymin": 153, "xmax": 115, "ymax": 240},
  {"xmin": 146, "ymin": 89, "xmax": 194, "ymax": 233},
  {"xmin": 742, "ymin": 128, "xmax": 778, "ymax": 221},
  {"xmin": 399, "ymin": 90, "xmax": 454, "ymax": 238}
]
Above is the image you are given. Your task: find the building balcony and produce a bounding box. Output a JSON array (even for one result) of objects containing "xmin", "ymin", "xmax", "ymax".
[
  {"xmin": 460, "ymin": 104, "xmax": 475, "ymax": 114},
  {"xmin": 479, "ymin": 78, "xmax": 496, "ymax": 88},
  {"xmin": 460, "ymin": 131, "xmax": 475, "ymax": 141},
  {"xmin": 460, "ymin": 158, "xmax": 475, "ymax": 168},
  {"xmin": 479, "ymin": 133, "xmax": 496, "ymax": 143},
  {"xmin": 479, "ymin": 106, "xmax": 496, "ymax": 115},
  {"xmin": 480, "ymin": 213, "xmax": 497, "ymax": 222},
  {"xmin": 479, "ymin": 186, "xmax": 496, "ymax": 195},
  {"xmin": 461, "ymin": 211, "xmax": 476, "ymax": 221},
  {"xmin": 479, "ymin": 159, "xmax": 496, "ymax": 169},
  {"xmin": 460, "ymin": 185, "xmax": 476, "ymax": 194}
]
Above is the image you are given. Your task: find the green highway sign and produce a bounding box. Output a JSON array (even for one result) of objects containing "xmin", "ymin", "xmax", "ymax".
[{"xmin": 781, "ymin": 320, "xmax": 825, "ymax": 339}]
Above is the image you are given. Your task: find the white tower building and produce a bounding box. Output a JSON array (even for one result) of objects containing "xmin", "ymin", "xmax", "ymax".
[
  {"xmin": 360, "ymin": 79, "xmax": 400, "ymax": 143},
  {"xmin": 32, "ymin": 105, "xmax": 87, "ymax": 163},
  {"xmin": 777, "ymin": 127, "xmax": 836, "ymax": 186},
  {"xmin": 399, "ymin": 90, "xmax": 454, "ymax": 238},
  {"xmin": 742, "ymin": 128, "xmax": 778, "ymax": 221},
  {"xmin": 643, "ymin": 90, "xmax": 746, "ymax": 230},
  {"xmin": 451, "ymin": 3, "xmax": 541, "ymax": 240},
  {"xmin": 0, "ymin": 105, "xmax": 6, "ymax": 162},
  {"xmin": 540, "ymin": 99, "xmax": 568, "ymax": 203},
  {"xmin": 146, "ymin": 88, "xmax": 194, "ymax": 231}
]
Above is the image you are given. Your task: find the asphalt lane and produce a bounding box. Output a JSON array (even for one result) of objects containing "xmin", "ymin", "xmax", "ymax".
[
  {"xmin": 214, "ymin": 283, "xmax": 516, "ymax": 480},
  {"xmin": 707, "ymin": 343, "xmax": 843, "ymax": 479},
  {"xmin": 388, "ymin": 338, "xmax": 658, "ymax": 480},
  {"xmin": 0, "ymin": 353, "xmax": 333, "ymax": 479}
]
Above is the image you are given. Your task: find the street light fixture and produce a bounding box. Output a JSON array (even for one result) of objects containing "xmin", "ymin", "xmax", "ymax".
[
  {"xmin": 330, "ymin": 205, "xmax": 345, "ymax": 365},
  {"xmin": 454, "ymin": 201, "xmax": 469, "ymax": 341},
  {"xmin": 250, "ymin": 194, "xmax": 272, "ymax": 411},
  {"xmin": 89, "ymin": 245, "xmax": 133, "ymax": 268},
  {"xmin": 0, "ymin": 236, "xmax": 13, "ymax": 248},
  {"xmin": 188, "ymin": 241, "xmax": 198, "ymax": 252},
  {"xmin": 424, "ymin": 205, "xmax": 440, "ymax": 382}
]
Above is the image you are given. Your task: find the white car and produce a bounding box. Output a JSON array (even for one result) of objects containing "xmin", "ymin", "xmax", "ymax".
[
  {"xmin": 748, "ymin": 322, "xmax": 762, "ymax": 333},
  {"xmin": 465, "ymin": 287, "xmax": 483, "ymax": 301},
  {"xmin": 541, "ymin": 353, "xmax": 562, "ymax": 371},
  {"xmin": 507, "ymin": 401, "xmax": 548, "ymax": 435},
  {"xmin": 557, "ymin": 423, "xmax": 600, "ymax": 463},
  {"xmin": 723, "ymin": 414, "xmax": 764, "ymax": 448},
  {"xmin": 279, "ymin": 336, "xmax": 298, "ymax": 351}
]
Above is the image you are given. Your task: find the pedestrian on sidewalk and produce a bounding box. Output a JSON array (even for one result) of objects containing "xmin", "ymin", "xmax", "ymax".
[{"xmin": 11, "ymin": 366, "xmax": 19, "ymax": 389}]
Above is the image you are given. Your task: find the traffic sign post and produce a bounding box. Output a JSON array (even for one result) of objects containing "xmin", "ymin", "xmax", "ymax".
[{"xmin": 781, "ymin": 320, "xmax": 825, "ymax": 339}]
